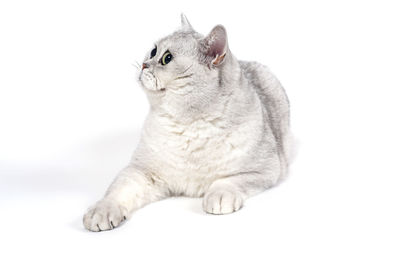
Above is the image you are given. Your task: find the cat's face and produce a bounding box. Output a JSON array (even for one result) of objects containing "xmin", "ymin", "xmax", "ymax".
[
  {"xmin": 139, "ymin": 30, "xmax": 201, "ymax": 94},
  {"xmin": 138, "ymin": 15, "xmax": 229, "ymax": 104}
]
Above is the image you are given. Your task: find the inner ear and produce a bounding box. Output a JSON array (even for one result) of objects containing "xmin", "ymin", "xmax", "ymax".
[
  {"xmin": 212, "ymin": 54, "xmax": 226, "ymax": 65},
  {"xmin": 200, "ymin": 25, "xmax": 228, "ymax": 67}
]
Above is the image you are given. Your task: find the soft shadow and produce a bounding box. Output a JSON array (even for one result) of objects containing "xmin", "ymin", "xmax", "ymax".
[
  {"xmin": 0, "ymin": 130, "xmax": 141, "ymax": 197},
  {"xmin": 183, "ymin": 197, "xmax": 206, "ymax": 215}
]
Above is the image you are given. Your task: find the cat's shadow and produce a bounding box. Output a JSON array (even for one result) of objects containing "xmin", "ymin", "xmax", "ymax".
[{"xmin": 1, "ymin": 130, "xmax": 141, "ymax": 197}]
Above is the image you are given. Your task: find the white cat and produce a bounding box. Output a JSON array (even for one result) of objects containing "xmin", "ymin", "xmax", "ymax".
[{"xmin": 83, "ymin": 14, "xmax": 291, "ymax": 231}]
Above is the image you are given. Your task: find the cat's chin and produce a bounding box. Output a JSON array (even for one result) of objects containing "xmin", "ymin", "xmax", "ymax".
[{"xmin": 140, "ymin": 81, "xmax": 166, "ymax": 94}]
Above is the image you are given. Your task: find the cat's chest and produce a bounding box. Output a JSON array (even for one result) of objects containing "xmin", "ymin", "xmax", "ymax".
[
  {"xmin": 146, "ymin": 117, "xmax": 245, "ymax": 177},
  {"xmin": 138, "ymin": 114, "xmax": 263, "ymax": 196},
  {"xmin": 164, "ymin": 120, "xmax": 234, "ymax": 163}
]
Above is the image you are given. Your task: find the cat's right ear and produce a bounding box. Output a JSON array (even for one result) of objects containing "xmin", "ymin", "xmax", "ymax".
[{"xmin": 199, "ymin": 25, "xmax": 228, "ymax": 67}]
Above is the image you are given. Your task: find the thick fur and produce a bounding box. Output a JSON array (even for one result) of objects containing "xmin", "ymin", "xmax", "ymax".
[{"xmin": 83, "ymin": 15, "xmax": 291, "ymax": 231}]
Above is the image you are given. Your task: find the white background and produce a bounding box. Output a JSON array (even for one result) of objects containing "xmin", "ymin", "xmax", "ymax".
[{"xmin": 0, "ymin": 0, "xmax": 399, "ymax": 266}]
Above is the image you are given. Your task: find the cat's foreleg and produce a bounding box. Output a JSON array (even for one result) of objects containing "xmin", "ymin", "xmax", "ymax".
[
  {"xmin": 83, "ymin": 166, "xmax": 167, "ymax": 231},
  {"xmin": 203, "ymin": 169, "xmax": 279, "ymax": 215}
]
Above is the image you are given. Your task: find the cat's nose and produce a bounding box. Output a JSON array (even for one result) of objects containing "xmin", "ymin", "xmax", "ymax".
[{"xmin": 142, "ymin": 63, "xmax": 149, "ymax": 70}]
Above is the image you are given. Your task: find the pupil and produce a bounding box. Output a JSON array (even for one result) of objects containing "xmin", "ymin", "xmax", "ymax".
[
  {"xmin": 166, "ymin": 54, "xmax": 171, "ymax": 63},
  {"xmin": 150, "ymin": 47, "xmax": 157, "ymax": 58}
]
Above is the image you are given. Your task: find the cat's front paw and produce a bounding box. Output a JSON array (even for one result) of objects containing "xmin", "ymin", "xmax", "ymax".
[
  {"xmin": 203, "ymin": 189, "xmax": 244, "ymax": 215},
  {"xmin": 83, "ymin": 200, "xmax": 128, "ymax": 232}
]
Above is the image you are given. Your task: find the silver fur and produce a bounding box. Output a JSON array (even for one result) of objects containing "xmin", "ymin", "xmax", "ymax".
[{"xmin": 83, "ymin": 14, "xmax": 291, "ymax": 231}]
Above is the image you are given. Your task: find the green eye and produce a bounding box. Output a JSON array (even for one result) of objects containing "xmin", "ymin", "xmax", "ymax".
[{"xmin": 161, "ymin": 51, "xmax": 173, "ymax": 65}]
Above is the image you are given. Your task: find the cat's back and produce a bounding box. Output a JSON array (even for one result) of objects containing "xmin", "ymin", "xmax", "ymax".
[{"xmin": 239, "ymin": 60, "xmax": 291, "ymax": 168}]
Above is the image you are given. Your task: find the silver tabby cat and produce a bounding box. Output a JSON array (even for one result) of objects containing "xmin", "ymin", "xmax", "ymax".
[{"xmin": 83, "ymin": 14, "xmax": 291, "ymax": 231}]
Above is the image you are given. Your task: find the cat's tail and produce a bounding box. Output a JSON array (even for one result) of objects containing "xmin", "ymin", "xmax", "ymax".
[
  {"xmin": 279, "ymin": 130, "xmax": 297, "ymax": 180},
  {"xmin": 284, "ymin": 131, "xmax": 297, "ymax": 165}
]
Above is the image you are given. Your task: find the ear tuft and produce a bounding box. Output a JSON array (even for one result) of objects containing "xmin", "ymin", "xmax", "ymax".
[
  {"xmin": 180, "ymin": 13, "xmax": 193, "ymax": 31},
  {"xmin": 200, "ymin": 25, "xmax": 228, "ymax": 67}
]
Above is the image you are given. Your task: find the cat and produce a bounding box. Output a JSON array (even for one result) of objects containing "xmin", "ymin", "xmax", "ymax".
[{"xmin": 83, "ymin": 14, "xmax": 291, "ymax": 231}]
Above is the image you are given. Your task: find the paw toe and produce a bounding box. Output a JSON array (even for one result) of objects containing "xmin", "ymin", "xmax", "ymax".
[
  {"xmin": 83, "ymin": 201, "xmax": 128, "ymax": 232},
  {"xmin": 203, "ymin": 190, "xmax": 243, "ymax": 215}
]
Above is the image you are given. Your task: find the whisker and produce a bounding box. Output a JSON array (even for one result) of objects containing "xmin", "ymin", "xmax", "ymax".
[
  {"xmin": 132, "ymin": 61, "xmax": 141, "ymax": 70},
  {"xmin": 178, "ymin": 64, "xmax": 193, "ymax": 75},
  {"xmin": 174, "ymin": 73, "xmax": 194, "ymax": 80}
]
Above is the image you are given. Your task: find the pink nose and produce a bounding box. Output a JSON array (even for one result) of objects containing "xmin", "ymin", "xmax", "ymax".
[{"xmin": 142, "ymin": 63, "xmax": 149, "ymax": 70}]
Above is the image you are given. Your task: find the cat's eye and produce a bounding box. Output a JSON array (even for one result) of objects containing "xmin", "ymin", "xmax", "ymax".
[
  {"xmin": 161, "ymin": 51, "xmax": 173, "ymax": 65},
  {"xmin": 150, "ymin": 46, "xmax": 157, "ymax": 59}
]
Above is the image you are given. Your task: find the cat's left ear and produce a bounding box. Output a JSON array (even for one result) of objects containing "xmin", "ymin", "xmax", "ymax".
[
  {"xmin": 199, "ymin": 25, "xmax": 228, "ymax": 67},
  {"xmin": 180, "ymin": 13, "xmax": 193, "ymax": 31}
]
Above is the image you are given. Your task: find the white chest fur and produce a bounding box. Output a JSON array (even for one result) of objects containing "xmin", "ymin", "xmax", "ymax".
[{"xmin": 136, "ymin": 111, "xmax": 262, "ymax": 196}]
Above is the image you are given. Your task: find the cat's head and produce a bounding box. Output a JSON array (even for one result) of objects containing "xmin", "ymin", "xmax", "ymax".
[{"xmin": 138, "ymin": 14, "xmax": 237, "ymax": 113}]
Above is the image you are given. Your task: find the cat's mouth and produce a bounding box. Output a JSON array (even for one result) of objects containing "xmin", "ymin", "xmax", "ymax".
[
  {"xmin": 139, "ymin": 71, "xmax": 166, "ymax": 93},
  {"xmin": 144, "ymin": 87, "xmax": 167, "ymax": 95},
  {"xmin": 145, "ymin": 87, "xmax": 166, "ymax": 94}
]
